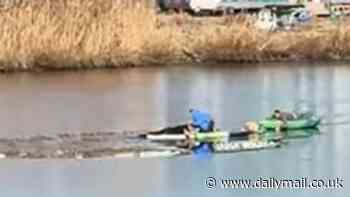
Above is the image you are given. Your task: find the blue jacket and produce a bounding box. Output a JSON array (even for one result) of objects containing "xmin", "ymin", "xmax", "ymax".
[
  {"xmin": 190, "ymin": 110, "xmax": 213, "ymax": 131},
  {"xmin": 193, "ymin": 143, "xmax": 212, "ymax": 154}
]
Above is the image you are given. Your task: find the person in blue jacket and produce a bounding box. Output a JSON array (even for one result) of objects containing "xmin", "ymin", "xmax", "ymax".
[
  {"xmin": 189, "ymin": 109, "xmax": 214, "ymax": 133},
  {"xmin": 185, "ymin": 109, "xmax": 215, "ymax": 153}
]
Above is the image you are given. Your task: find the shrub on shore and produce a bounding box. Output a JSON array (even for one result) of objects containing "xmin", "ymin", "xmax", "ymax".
[{"xmin": 0, "ymin": 0, "xmax": 350, "ymax": 72}]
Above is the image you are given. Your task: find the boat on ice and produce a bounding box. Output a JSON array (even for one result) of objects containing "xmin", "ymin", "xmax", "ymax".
[{"xmin": 259, "ymin": 112, "xmax": 321, "ymax": 130}]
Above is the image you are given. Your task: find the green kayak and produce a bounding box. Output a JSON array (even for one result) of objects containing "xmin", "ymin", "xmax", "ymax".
[
  {"xmin": 262, "ymin": 129, "xmax": 320, "ymax": 141},
  {"xmin": 259, "ymin": 113, "xmax": 321, "ymax": 130}
]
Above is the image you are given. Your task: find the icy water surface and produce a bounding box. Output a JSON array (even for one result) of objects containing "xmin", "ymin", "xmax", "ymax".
[{"xmin": 0, "ymin": 62, "xmax": 349, "ymax": 196}]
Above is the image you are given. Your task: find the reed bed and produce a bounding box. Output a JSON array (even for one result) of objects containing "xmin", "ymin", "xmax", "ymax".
[{"xmin": 0, "ymin": 0, "xmax": 350, "ymax": 72}]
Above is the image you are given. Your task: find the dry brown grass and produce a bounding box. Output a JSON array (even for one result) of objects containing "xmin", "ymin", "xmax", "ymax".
[
  {"xmin": 0, "ymin": 0, "xmax": 350, "ymax": 72},
  {"xmin": 0, "ymin": 0, "xmax": 163, "ymax": 71}
]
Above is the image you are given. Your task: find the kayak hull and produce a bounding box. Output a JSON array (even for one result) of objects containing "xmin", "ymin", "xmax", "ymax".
[
  {"xmin": 213, "ymin": 140, "xmax": 281, "ymax": 153},
  {"xmin": 263, "ymin": 129, "xmax": 320, "ymax": 141},
  {"xmin": 146, "ymin": 131, "xmax": 230, "ymax": 142},
  {"xmin": 259, "ymin": 115, "xmax": 321, "ymax": 130},
  {"xmin": 146, "ymin": 134, "xmax": 187, "ymax": 141},
  {"xmin": 113, "ymin": 140, "xmax": 281, "ymax": 159}
]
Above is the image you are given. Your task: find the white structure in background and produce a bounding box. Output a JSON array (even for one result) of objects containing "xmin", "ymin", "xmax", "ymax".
[
  {"xmin": 255, "ymin": 8, "xmax": 312, "ymax": 31},
  {"xmin": 189, "ymin": 0, "xmax": 299, "ymax": 14},
  {"xmin": 328, "ymin": 0, "xmax": 350, "ymax": 16},
  {"xmin": 304, "ymin": 0, "xmax": 350, "ymax": 16},
  {"xmin": 189, "ymin": 0, "xmax": 222, "ymax": 13},
  {"xmin": 218, "ymin": 0, "xmax": 293, "ymax": 10},
  {"xmin": 157, "ymin": 0, "xmax": 350, "ymax": 16},
  {"xmin": 305, "ymin": 0, "xmax": 330, "ymax": 16},
  {"xmin": 255, "ymin": 9, "xmax": 279, "ymax": 31}
]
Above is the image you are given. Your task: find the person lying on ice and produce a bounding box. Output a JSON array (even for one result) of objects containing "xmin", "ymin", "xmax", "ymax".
[{"xmin": 183, "ymin": 109, "xmax": 215, "ymax": 152}]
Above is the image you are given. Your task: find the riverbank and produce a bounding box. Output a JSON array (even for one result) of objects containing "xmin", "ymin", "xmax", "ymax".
[{"xmin": 0, "ymin": 0, "xmax": 350, "ymax": 73}]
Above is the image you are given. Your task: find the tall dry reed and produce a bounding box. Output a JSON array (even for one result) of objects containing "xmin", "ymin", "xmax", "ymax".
[
  {"xmin": 0, "ymin": 0, "xmax": 171, "ymax": 71},
  {"xmin": 0, "ymin": 0, "xmax": 350, "ymax": 72}
]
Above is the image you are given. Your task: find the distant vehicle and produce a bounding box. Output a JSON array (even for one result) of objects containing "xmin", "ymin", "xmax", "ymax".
[
  {"xmin": 157, "ymin": 0, "xmax": 191, "ymax": 12},
  {"xmin": 189, "ymin": 0, "xmax": 222, "ymax": 14},
  {"xmin": 217, "ymin": 0, "xmax": 302, "ymax": 13},
  {"xmin": 290, "ymin": 8, "xmax": 312, "ymax": 23},
  {"xmin": 328, "ymin": 3, "xmax": 350, "ymax": 16}
]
